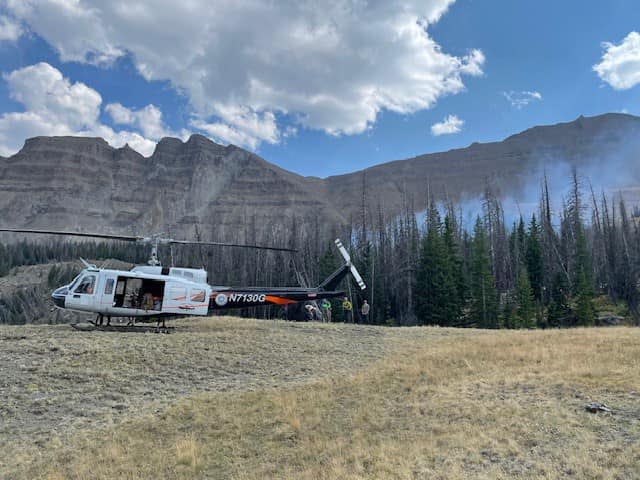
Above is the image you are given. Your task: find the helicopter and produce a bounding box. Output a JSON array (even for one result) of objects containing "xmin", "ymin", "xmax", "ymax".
[{"xmin": 0, "ymin": 228, "xmax": 366, "ymax": 330}]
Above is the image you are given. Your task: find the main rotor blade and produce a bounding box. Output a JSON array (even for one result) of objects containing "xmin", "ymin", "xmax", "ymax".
[
  {"xmin": 168, "ymin": 239, "xmax": 297, "ymax": 253},
  {"xmin": 0, "ymin": 228, "xmax": 141, "ymax": 242},
  {"xmin": 0, "ymin": 228, "xmax": 298, "ymax": 252}
]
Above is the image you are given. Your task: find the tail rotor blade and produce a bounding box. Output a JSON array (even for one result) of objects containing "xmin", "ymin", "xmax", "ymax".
[
  {"xmin": 350, "ymin": 265, "xmax": 366, "ymax": 290},
  {"xmin": 334, "ymin": 239, "xmax": 351, "ymax": 263},
  {"xmin": 334, "ymin": 238, "xmax": 366, "ymax": 290}
]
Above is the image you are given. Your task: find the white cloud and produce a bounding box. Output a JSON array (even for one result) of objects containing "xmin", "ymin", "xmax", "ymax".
[
  {"xmin": 0, "ymin": 15, "xmax": 22, "ymax": 41},
  {"xmin": 5, "ymin": 63, "xmax": 102, "ymax": 129},
  {"xmin": 5, "ymin": 0, "xmax": 484, "ymax": 149},
  {"xmin": 0, "ymin": 62, "xmax": 173, "ymax": 157},
  {"xmin": 106, "ymin": 103, "xmax": 168, "ymax": 139},
  {"xmin": 502, "ymin": 90, "xmax": 542, "ymax": 109},
  {"xmin": 431, "ymin": 114, "xmax": 463, "ymax": 136},
  {"xmin": 191, "ymin": 105, "xmax": 280, "ymax": 149},
  {"xmin": 191, "ymin": 121, "xmax": 261, "ymax": 151},
  {"xmin": 593, "ymin": 31, "xmax": 640, "ymax": 90}
]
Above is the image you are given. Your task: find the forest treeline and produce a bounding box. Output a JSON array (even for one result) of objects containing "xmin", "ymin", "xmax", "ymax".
[
  {"xmin": 336, "ymin": 170, "xmax": 639, "ymax": 327},
  {"xmin": 0, "ymin": 169, "xmax": 639, "ymax": 327}
]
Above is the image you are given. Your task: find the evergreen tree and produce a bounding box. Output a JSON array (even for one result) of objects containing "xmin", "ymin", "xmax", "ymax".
[
  {"xmin": 470, "ymin": 216, "xmax": 499, "ymax": 328},
  {"xmin": 440, "ymin": 215, "xmax": 464, "ymax": 325},
  {"xmin": 516, "ymin": 267, "xmax": 535, "ymax": 328},
  {"xmin": 548, "ymin": 272, "xmax": 571, "ymax": 327},
  {"xmin": 574, "ymin": 223, "xmax": 595, "ymax": 326},
  {"xmin": 415, "ymin": 201, "xmax": 445, "ymax": 325},
  {"xmin": 501, "ymin": 291, "xmax": 518, "ymax": 329},
  {"xmin": 575, "ymin": 268, "xmax": 596, "ymax": 326}
]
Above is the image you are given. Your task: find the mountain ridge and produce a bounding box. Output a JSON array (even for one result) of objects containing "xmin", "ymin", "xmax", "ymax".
[{"xmin": 1, "ymin": 112, "xmax": 639, "ymax": 240}]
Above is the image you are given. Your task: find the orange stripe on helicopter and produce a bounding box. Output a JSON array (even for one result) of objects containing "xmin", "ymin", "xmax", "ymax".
[{"xmin": 265, "ymin": 295, "xmax": 297, "ymax": 305}]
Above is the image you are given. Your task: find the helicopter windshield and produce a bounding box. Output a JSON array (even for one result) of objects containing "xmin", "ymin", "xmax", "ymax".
[
  {"xmin": 74, "ymin": 274, "xmax": 96, "ymax": 295},
  {"xmin": 67, "ymin": 273, "xmax": 82, "ymax": 291}
]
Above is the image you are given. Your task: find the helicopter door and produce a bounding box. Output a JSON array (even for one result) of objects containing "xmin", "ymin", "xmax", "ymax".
[{"xmin": 66, "ymin": 273, "xmax": 98, "ymax": 311}]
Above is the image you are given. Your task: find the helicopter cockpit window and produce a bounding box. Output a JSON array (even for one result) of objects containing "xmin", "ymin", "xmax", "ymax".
[
  {"xmin": 75, "ymin": 275, "xmax": 96, "ymax": 295},
  {"xmin": 104, "ymin": 278, "xmax": 115, "ymax": 295},
  {"xmin": 68, "ymin": 274, "xmax": 82, "ymax": 291}
]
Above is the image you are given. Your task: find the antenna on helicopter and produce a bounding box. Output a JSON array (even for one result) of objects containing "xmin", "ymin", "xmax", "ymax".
[{"xmin": 79, "ymin": 258, "xmax": 96, "ymax": 269}]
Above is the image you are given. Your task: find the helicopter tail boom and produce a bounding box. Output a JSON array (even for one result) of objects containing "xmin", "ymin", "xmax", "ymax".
[{"xmin": 208, "ymin": 239, "xmax": 366, "ymax": 312}]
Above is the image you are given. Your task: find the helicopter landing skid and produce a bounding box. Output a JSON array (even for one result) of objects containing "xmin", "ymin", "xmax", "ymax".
[{"xmin": 71, "ymin": 321, "xmax": 174, "ymax": 334}]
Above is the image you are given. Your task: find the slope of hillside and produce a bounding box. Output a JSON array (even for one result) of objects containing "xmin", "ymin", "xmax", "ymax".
[
  {"xmin": 1, "ymin": 113, "xmax": 639, "ymax": 238},
  {"xmin": 328, "ymin": 113, "xmax": 640, "ymax": 217}
]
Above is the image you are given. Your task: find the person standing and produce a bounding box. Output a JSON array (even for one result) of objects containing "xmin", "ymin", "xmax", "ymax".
[
  {"xmin": 361, "ymin": 299, "xmax": 370, "ymax": 323},
  {"xmin": 342, "ymin": 296, "xmax": 353, "ymax": 323},
  {"xmin": 321, "ymin": 298, "xmax": 332, "ymax": 323}
]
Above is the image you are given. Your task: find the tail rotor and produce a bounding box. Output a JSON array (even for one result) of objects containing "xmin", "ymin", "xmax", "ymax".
[{"xmin": 334, "ymin": 239, "xmax": 366, "ymax": 290}]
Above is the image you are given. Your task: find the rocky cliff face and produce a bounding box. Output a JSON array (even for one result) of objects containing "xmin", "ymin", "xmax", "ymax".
[
  {"xmin": 328, "ymin": 113, "xmax": 640, "ymax": 218},
  {"xmin": 1, "ymin": 113, "xmax": 639, "ymax": 240},
  {"xmin": 0, "ymin": 134, "xmax": 342, "ymax": 241}
]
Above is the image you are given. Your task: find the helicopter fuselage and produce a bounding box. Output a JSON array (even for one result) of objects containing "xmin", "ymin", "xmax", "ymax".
[
  {"xmin": 52, "ymin": 265, "xmax": 212, "ymax": 318},
  {"xmin": 51, "ymin": 264, "xmax": 348, "ymax": 319}
]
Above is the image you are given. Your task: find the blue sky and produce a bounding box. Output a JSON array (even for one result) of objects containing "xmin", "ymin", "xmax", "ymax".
[{"xmin": 0, "ymin": 0, "xmax": 638, "ymax": 177}]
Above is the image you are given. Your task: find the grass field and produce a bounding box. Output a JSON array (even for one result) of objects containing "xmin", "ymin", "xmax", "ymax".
[{"xmin": 1, "ymin": 318, "xmax": 639, "ymax": 479}]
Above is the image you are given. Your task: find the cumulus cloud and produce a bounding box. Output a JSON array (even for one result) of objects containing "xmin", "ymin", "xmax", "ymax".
[
  {"xmin": 105, "ymin": 103, "xmax": 173, "ymax": 140},
  {"xmin": 431, "ymin": 114, "xmax": 463, "ymax": 136},
  {"xmin": 502, "ymin": 90, "xmax": 542, "ymax": 109},
  {"xmin": 593, "ymin": 31, "xmax": 640, "ymax": 90},
  {"xmin": 0, "ymin": 15, "xmax": 22, "ymax": 41},
  {"xmin": 0, "ymin": 62, "xmax": 173, "ymax": 157},
  {"xmin": 5, "ymin": 0, "xmax": 484, "ymax": 149}
]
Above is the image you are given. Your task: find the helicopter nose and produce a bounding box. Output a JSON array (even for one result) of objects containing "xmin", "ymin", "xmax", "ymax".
[{"xmin": 51, "ymin": 286, "xmax": 68, "ymax": 309}]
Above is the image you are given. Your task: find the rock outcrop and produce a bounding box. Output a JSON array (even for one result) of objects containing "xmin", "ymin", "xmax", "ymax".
[{"xmin": 1, "ymin": 113, "xmax": 639, "ymax": 240}]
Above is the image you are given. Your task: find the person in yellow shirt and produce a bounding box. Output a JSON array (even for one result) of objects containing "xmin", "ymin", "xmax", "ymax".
[{"xmin": 342, "ymin": 296, "xmax": 353, "ymax": 323}]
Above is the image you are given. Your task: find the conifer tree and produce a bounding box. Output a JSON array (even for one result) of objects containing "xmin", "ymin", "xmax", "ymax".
[
  {"xmin": 548, "ymin": 272, "xmax": 571, "ymax": 327},
  {"xmin": 502, "ymin": 291, "xmax": 517, "ymax": 329},
  {"xmin": 441, "ymin": 215, "xmax": 464, "ymax": 325},
  {"xmin": 415, "ymin": 200, "xmax": 445, "ymax": 325},
  {"xmin": 517, "ymin": 267, "xmax": 535, "ymax": 328},
  {"xmin": 575, "ymin": 268, "xmax": 596, "ymax": 326},
  {"xmin": 574, "ymin": 221, "xmax": 595, "ymax": 326},
  {"xmin": 526, "ymin": 214, "xmax": 543, "ymax": 302},
  {"xmin": 470, "ymin": 216, "xmax": 499, "ymax": 328}
]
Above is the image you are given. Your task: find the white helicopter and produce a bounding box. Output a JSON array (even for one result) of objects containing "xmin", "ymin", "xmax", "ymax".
[{"xmin": 0, "ymin": 228, "xmax": 365, "ymax": 330}]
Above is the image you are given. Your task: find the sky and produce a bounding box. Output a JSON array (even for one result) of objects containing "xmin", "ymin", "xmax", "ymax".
[{"xmin": 0, "ymin": 0, "xmax": 638, "ymax": 177}]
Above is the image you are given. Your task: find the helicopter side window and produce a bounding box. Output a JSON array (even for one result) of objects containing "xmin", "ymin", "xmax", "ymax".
[
  {"xmin": 104, "ymin": 278, "xmax": 115, "ymax": 295},
  {"xmin": 191, "ymin": 289, "xmax": 205, "ymax": 303},
  {"xmin": 75, "ymin": 275, "xmax": 96, "ymax": 295}
]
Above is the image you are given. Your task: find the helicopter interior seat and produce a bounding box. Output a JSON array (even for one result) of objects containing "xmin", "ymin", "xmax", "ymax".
[{"xmin": 114, "ymin": 277, "xmax": 165, "ymax": 310}]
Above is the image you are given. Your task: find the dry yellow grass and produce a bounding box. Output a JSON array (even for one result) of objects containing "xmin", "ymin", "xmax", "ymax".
[{"xmin": 2, "ymin": 322, "xmax": 639, "ymax": 479}]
